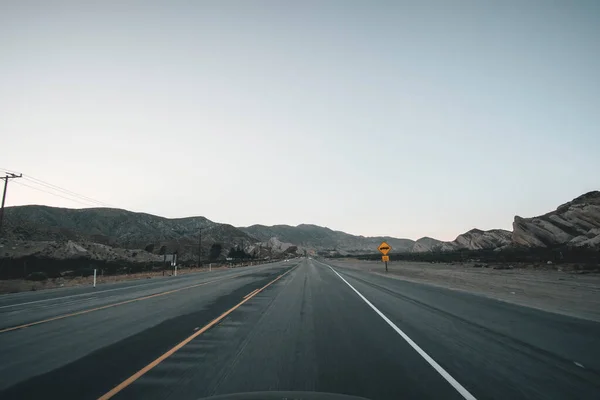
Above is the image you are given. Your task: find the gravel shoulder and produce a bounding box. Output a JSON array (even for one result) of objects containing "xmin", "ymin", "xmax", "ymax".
[{"xmin": 329, "ymin": 259, "xmax": 600, "ymax": 322}]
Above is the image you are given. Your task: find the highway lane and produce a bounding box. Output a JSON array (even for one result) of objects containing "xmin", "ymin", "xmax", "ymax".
[
  {"xmin": 323, "ymin": 260, "xmax": 600, "ymax": 399},
  {"xmin": 0, "ymin": 260, "xmax": 296, "ymax": 393},
  {"xmin": 0, "ymin": 263, "xmax": 287, "ymax": 332},
  {"xmin": 1, "ymin": 258, "xmax": 599, "ymax": 399},
  {"xmin": 0, "ymin": 263, "xmax": 285, "ymax": 310},
  {"xmin": 0, "ymin": 272, "xmax": 186, "ymax": 308}
]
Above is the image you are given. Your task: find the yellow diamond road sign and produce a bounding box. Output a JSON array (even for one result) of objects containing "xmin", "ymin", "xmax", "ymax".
[{"xmin": 378, "ymin": 241, "xmax": 392, "ymax": 255}]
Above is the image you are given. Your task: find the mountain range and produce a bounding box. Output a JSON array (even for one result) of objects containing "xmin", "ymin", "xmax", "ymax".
[
  {"xmin": 1, "ymin": 191, "xmax": 598, "ymax": 262},
  {"xmin": 239, "ymin": 224, "xmax": 415, "ymax": 255}
]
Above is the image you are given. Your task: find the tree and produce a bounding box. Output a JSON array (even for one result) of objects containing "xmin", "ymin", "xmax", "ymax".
[
  {"xmin": 209, "ymin": 243, "xmax": 222, "ymax": 261},
  {"xmin": 228, "ymin": 246, "xmax": 248, "ymax": 260},
  {"xmin": 284, "ymin": 246, "xmax": 298, "ymax": 255},
  {"xmin": 145, "ymin": 243, "xmax": 155, "ymax": 253},
  {"xmin": 158, "ymin": 245, "xmax": 167, "ymax": 255}
]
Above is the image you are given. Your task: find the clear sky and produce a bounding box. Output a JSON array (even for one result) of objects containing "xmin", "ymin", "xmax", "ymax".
[{"xmin": 1, "ymin": 1, "xmax": 599, "ymax": 241}]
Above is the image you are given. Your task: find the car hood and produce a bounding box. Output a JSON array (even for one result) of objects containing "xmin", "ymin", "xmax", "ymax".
[{"xmin": 198, "ymin": 391, "xmax": 370, "ymax": 400}]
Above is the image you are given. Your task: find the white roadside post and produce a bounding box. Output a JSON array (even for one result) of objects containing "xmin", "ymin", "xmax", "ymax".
[
  {"xmin": 93, "ymin": 269, "xmax": 97, "ymax": 288},
  {"xmin": 174, "ymin": 265, "xmax": 178, "ymax": 277},
  {"xmin": 209, "ymin": 263, "xmax": 212, "ymax": 272}
]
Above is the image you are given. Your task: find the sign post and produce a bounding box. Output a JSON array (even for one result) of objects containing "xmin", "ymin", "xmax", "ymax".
[{"xmin": 378, "ymin": 242, "xmax": 392, "ymax": 272}]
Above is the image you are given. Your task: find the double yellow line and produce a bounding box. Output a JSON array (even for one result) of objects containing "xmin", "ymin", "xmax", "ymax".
[
  {"xmin": 98, "ymin": 267, "xmax": 295, "ymax": 400},
  {"xmin": 0, "ymin": 272, "xmax": 249, "ymax": 334}
]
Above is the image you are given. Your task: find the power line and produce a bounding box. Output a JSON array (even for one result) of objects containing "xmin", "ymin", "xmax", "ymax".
[
  {"xmin": 22, "ymin": 176, "xmax": 113, "ymax": 207},
  {"xmin": 0, "ymin": 168, "xmax": 114, "ymax": 208},
  {"xmin": 12, "ymin": 180, "xmax": 101, "ymax": 207}
]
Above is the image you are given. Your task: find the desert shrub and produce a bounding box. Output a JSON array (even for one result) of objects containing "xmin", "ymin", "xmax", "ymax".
[
  {"xmin": 79, "ymin": 268, "xmax": 95, "ymax": 277},
  {"xmin": 209, "ymin": 243, "xmax": 222, "ymax": 261},
  {"xmin": 26, "ymin": 272, "xmax": 48, "ymax": 281}
]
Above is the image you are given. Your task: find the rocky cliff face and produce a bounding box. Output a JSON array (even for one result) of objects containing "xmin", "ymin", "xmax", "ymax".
[
  {"xmin": 412, "ymin": 229, "xmax": 512, "ymax": 252},
  {"xmin": 454, "ymin": 229, "xmax": 512, "ymax": 250},
  {"xmin": 512, "ymin": 191, "xmax": 600, "ymax": 248}
]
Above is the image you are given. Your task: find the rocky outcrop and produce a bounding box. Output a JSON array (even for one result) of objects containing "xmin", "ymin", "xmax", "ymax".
[
  {"xmin": 246, "ymin": 237, "xmax": 300, "ymax": 258},
  {"xmin": 512, "ymin": 191, "xmax": 600, "ymax": 248},
  {"xmin": 412, "ymin": 237, "xmax": 457, "ymax": 252},
  {"xmin": 453, "ymin": 229, "xmax": 512, "ymax": 250},
  {"xmin": 412, "ymin": 229, "xmax": 511, "ymax": 252}
]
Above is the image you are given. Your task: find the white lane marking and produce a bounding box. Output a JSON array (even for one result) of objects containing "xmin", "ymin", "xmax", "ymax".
[
  {"xmin": 320, "ymin": 261, "xmax": 477, "ymax": 400},
  {"xmin": 574, "ymin": 361, "xmax": 585, "ymax": 368}
]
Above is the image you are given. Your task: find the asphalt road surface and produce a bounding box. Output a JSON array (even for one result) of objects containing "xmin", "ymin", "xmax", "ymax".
[{"xmin": 1, "ymin": 258, "xmax": 599, "ymax": 400}]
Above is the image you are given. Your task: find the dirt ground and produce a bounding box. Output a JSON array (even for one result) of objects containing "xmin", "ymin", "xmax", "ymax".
[{"xmin": 330, "ymin": 259, "xmax": 600, "ymax": 322}]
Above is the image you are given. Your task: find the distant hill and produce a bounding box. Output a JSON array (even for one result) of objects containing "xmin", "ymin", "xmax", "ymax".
[
  {"xmin": 240, "ymin": 224, "xmax": 513, "ymax": 255},
  {"xmin": 2, "ymin": 205, "xmax": 254, "ymax": 261},
  {"xmin": 239, "ymin": 223, "xmax": 415, "ymax": 255},
  {"xmin": 411, "ymin": 237, "xmax": 457, "ymax": 252}
]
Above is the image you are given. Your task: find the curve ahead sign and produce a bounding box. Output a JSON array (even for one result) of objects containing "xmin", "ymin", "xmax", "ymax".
[{"xmin": 378, "ymin": 242, "xmax": 392, "ymax": 255}]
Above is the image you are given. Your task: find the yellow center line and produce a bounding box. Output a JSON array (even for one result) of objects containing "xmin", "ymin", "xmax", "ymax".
[
  {"xmin": 98, "ymin": 266, "xmax": 296, "ymax": 400},
  {"xmin": 0, "ymin": 271, "xmax": 252, "ymax": 334},
  {"xmin": 243, "ymin": 288, "xmax": 260, "ymax": 299}
]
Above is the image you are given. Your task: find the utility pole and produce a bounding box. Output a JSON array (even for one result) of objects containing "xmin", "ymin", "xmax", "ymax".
[{"xmin": 0, "ymin": 173, "xmax": 22, "ymax": 237}]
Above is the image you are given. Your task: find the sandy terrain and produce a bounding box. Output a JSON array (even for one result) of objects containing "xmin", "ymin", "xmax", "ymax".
[{"xmin": 329, "ymin": 259, "xmax": 600, "ymax": 322}]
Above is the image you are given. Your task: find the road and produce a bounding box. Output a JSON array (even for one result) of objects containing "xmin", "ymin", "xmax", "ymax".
[{"xmin": 1, "ymin": 258, "xmax": 599, "ymax": 399}]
